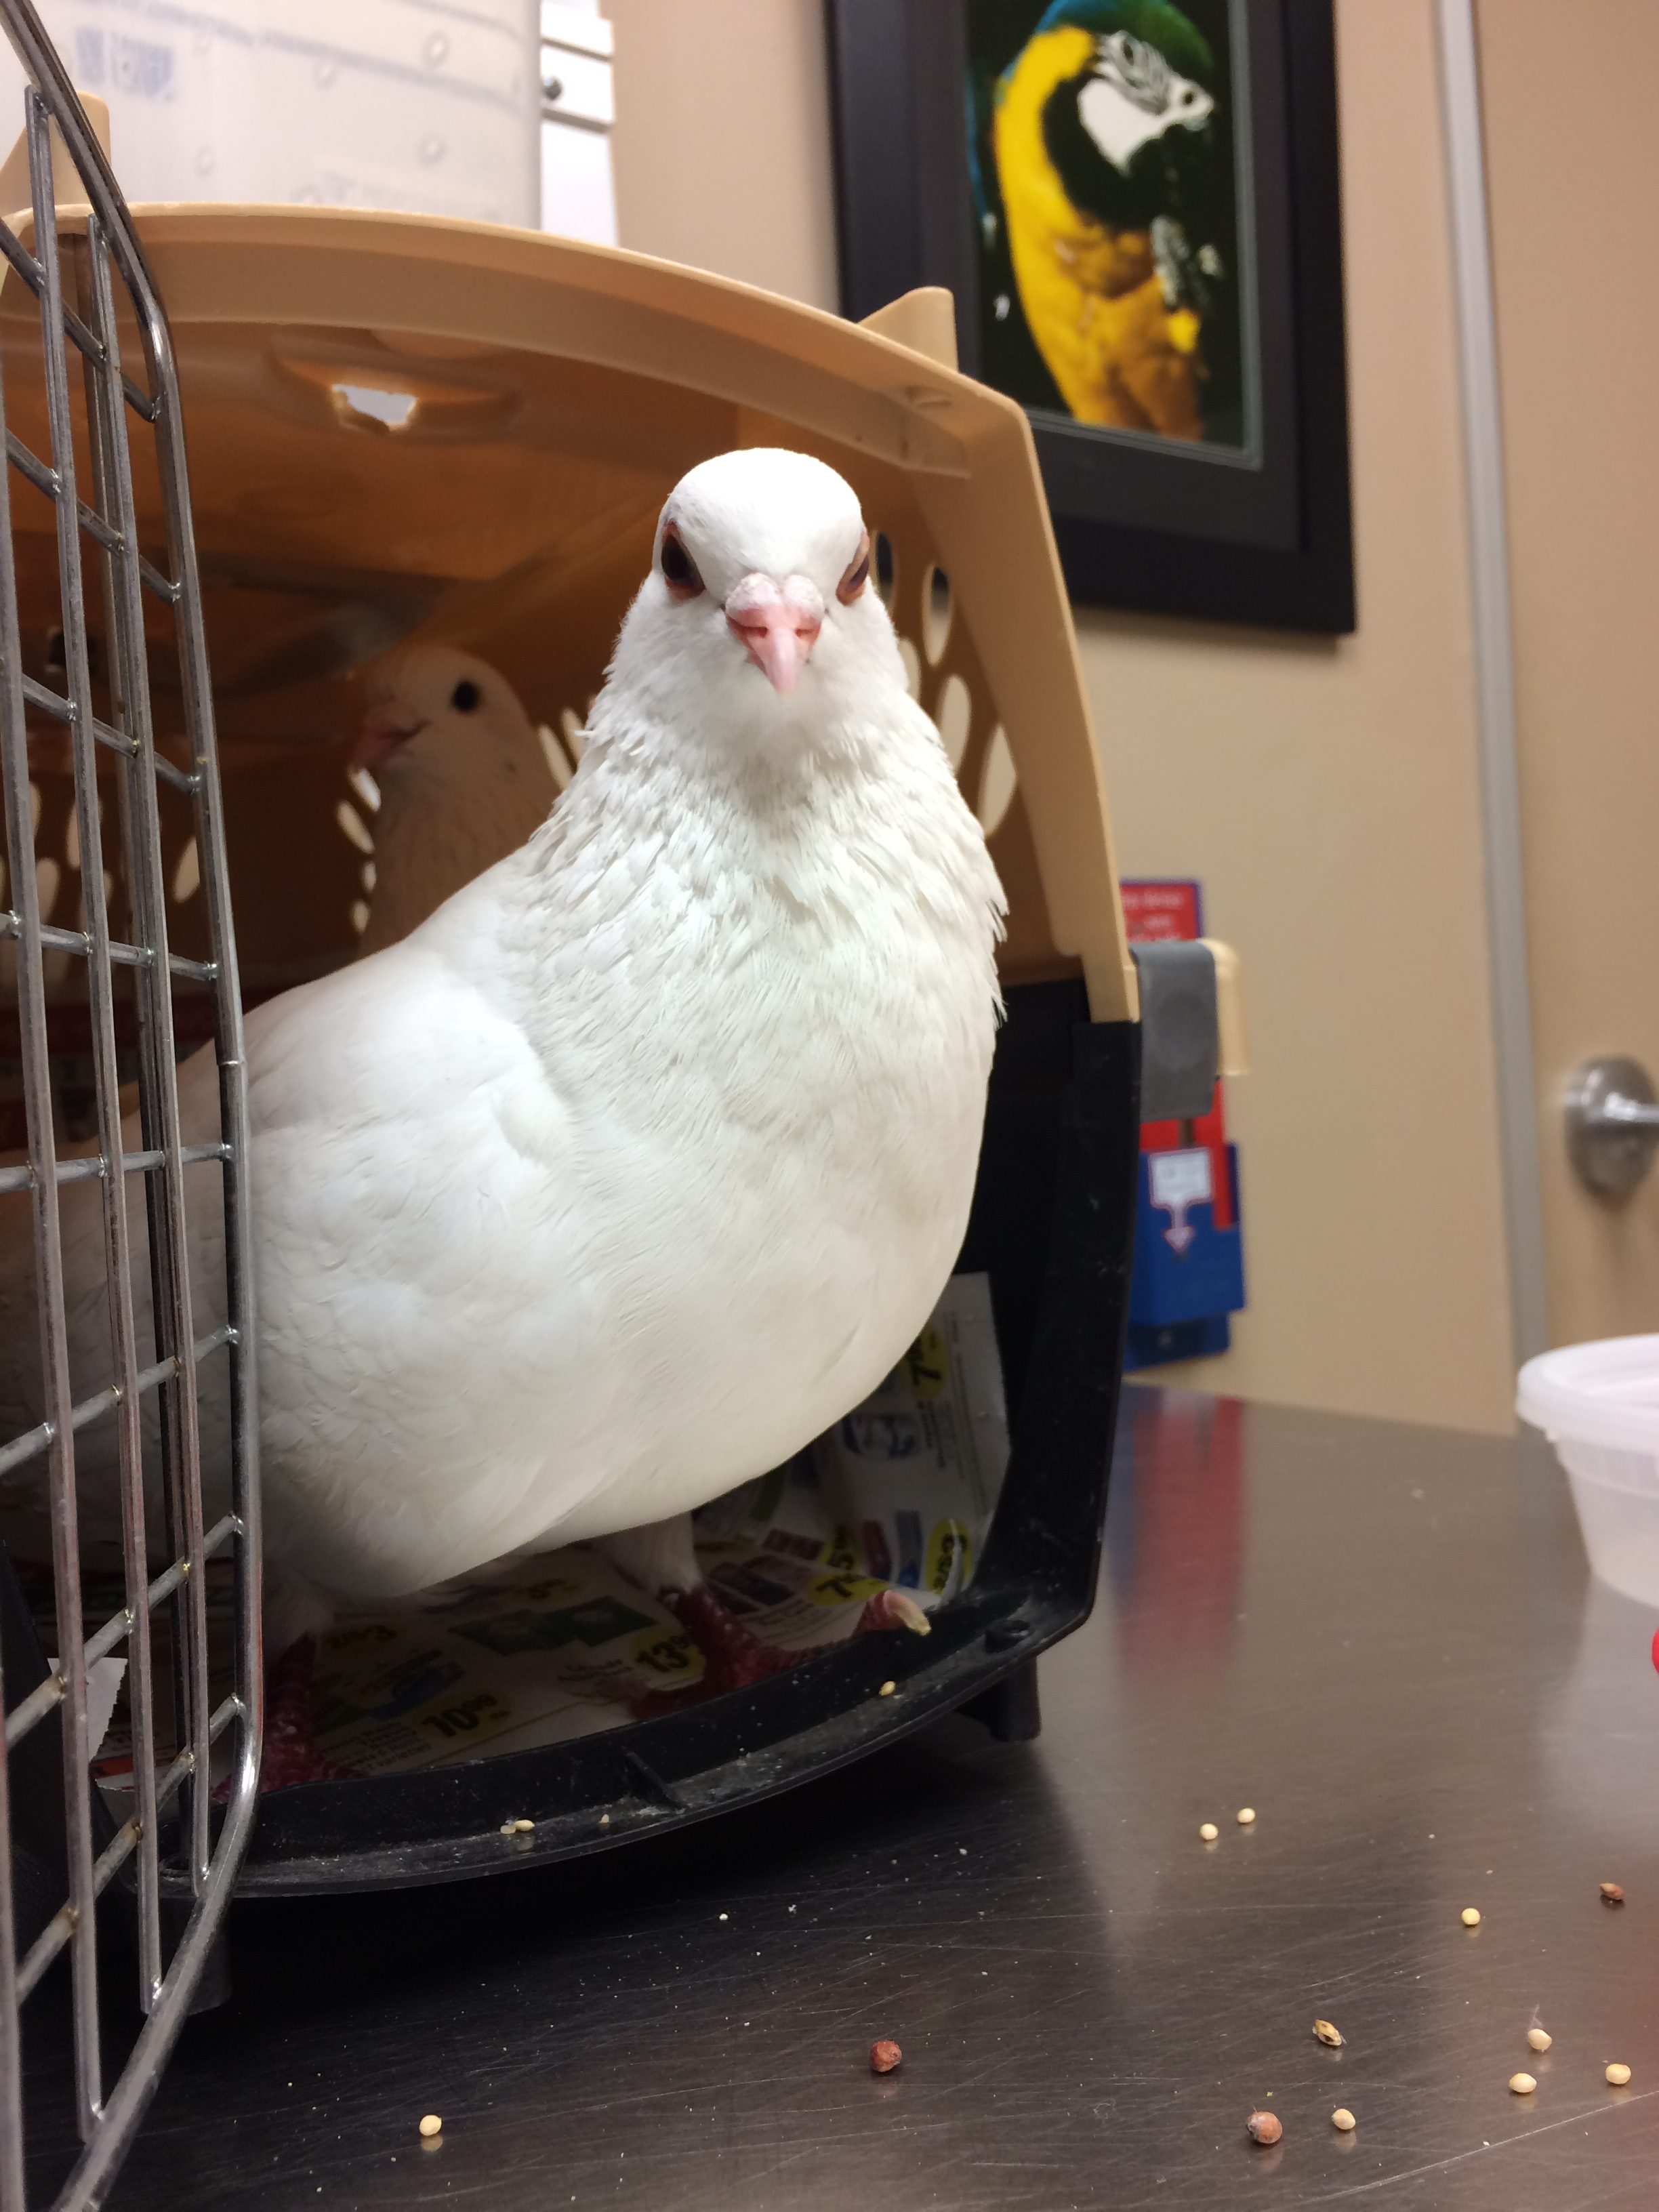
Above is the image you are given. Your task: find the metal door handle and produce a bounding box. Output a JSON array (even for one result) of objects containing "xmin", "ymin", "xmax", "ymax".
[{"xmin": 1565, "ymin": 1057, "xmax": 1659, "ymax": 1196}]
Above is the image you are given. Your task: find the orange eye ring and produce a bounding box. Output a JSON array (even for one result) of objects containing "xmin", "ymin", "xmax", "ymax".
[
  {"xmin": 659, "ymin": 522, "xmax": 705, "ymax": 600},
  {"xmin": 837, "ymin": 531, "xmax": 872, "ymax": 605}
]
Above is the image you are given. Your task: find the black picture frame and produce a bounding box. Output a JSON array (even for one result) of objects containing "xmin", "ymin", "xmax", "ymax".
[{"xmin": 825, "ymin": 0, "xmax": 1355, "ymax": 634}]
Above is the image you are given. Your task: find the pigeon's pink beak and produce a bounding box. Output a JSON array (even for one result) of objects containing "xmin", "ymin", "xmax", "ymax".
[
  {"xmin": 725, "ymin": 573, "xmax": 823, "ymax": 695},
  {"xmin": 352, "ymin": 705, "xmax": 422, "ymax": 772}
]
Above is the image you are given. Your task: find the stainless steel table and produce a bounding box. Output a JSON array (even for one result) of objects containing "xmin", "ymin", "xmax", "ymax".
[{"xmin": 52, "ymin": 1389, "xmax": 1659, "ymax": 2207}]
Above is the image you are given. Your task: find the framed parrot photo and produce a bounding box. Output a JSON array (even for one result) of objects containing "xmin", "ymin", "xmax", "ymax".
[{"xmin": 826, "ymin": 0, "xmax": 1355, "ymax": 633}]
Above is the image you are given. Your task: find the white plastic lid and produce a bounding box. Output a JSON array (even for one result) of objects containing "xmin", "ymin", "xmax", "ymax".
[{"xmin": 1517, "ymin": 1335, "xmax": 1659, "ymax": 1451}]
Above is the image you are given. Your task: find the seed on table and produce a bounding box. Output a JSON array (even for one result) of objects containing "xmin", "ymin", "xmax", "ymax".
[
  {"xmin": 1460, "ymin": 1908, "xmax": 1481, "ymax": 1927},
  {"xmin": 1527, "ymin": 2027, "xmax": 1552, "ymax": 2053},
  {"xmin": 1236, "ymin": 1807, "xmax": 1256, "ymax": 1826},
  {"xmin": 418, "ymin": 2114, "xmax": 443, "ymax": 2139},
  {"xmin": 1246, "ymin": 2110, "xmax": 1282, "ymax": 2146},
  {"xmin": 1199, "ymin": 1823, "xmax": 1219, "ymax": 1842},
  {"xmin": 1509, "ymin": 2073, "xmax": 1536, "ymax": 2095},
  {"xmin": 878, "ymin": 1680, "xmax": 896, "ymax": 1697},
  {"xmin": 1331, "ymin": 2108, "xmax": 1356, "ymax": 2133},
  {"xmin": 1313, "ymin": 2020, "xmax": 1344, "ymax": 2047},
  {"xmin": 1600, "ymin": 1881, "xmax": 1624, "ymax": 1906},
  {"xmin": 1606, "ymin": 2064, "xmax": 1632, "ymax": 2086},
  {"xmin": 870, "ymin": 2039, "xmax": 902, "ymax": 2074},
  {"xmin": 512, "ymin": 1818, "xmax": 535, "ymax": 1834}
]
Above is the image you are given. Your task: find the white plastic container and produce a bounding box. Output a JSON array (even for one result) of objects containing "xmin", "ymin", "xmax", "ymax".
[
  {"xmin": 0, "ymin": 0, "xmax": 539, "ymax": 224},
  {"xmin": 1518, "ymin": 1336, "xmax": 1659, "ymax": 1605}
]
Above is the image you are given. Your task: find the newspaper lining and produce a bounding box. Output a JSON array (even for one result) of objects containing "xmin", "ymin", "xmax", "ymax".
[{"xmin": 63, "ymin": 1273, "xmax": 1008, "ymax": 1787}]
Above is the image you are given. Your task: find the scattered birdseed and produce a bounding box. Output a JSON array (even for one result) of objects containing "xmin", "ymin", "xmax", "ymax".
[
  {"xmin": 512, "ymin": 1818, "xmax": 535, "ymax": 1834},
  {"xmin": 1199, "ymin": 1823, "xmax": 1219, "ymax": 1843},
  {"xmin": 1606, "ymin": 2064, "xmax": 1632, "ymax": 2087},
  {"xmin": 1246, "ymin": 2110, "xmax": 1282, "ymax": 2146},
  {"xmin": 870, "ymin": 2040, "xmax": 903, "ymax": 2074},
  {"xmin": 498, "ymin": 1822, "xmax": 516, "ymax": 1837},
  {"xmin": 878, "ymin": 1681, "xmax": 896, "ymax": 1698},
  {"xmin": 1461, "ymin": 1908, "xmax": 1481, "ymax": 1927},
  {"xmin": 599, "ymin": 1813, "xmax": 610, "ymax": 1826},
  {"xmin": 718, "ymin": 1912, "xmax": 729, "ymax": 1921},
  {"xmin": 418, "ymin": 2115, "xmax": 443, "ymax": 2139},
  {"xmin": 1313, "ymin": 2020, "xmax": 1344, "ymax": 2048},
  {"xmin": 1527, "ymin": 2028, "xmax": 1552, "ymax": 2053},
  {"xmin": 1600, "ymin": 1882, "xmax": 1624, "ymax": 1906},
  {"xmin": 1236, "ymin": 1807, "xmax": 1256, "ymax": 1827},
  {"xmin": 1509, "ymin": 2073, "xmax": 1536, "ymax": 2095},
  {"xmin": 1331, "ymin": 2108, "xmax": 1355, "ymax": 2133}
]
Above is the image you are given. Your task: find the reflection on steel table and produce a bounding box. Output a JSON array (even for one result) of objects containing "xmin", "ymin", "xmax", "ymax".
[{"xmin": 24, "ymin": 1388, "xmax": 1659, "ymax": 2209}]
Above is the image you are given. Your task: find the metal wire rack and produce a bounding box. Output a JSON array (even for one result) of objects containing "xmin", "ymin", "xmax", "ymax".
[{"xmin": 0, "ymin": 6, "xmax": 259, "ymax": 2206}]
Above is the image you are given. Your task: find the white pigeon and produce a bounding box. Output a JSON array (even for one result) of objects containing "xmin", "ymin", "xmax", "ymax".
[
  {"xmin": 0, "ymin": 448, "xmax": 1006, "ymax": 1780},
  {"xmin": 350, "ymin": 644, "xmax": 558, "ymax": 955}
]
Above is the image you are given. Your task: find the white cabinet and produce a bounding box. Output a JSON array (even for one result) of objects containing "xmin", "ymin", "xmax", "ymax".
[
  {"xmin": 0, "ymin": 0, "xmax": 541, "ymax": 223},
  {"xmin": 539, "ymin": 0, "xmax": 615, "ymax": 245}
]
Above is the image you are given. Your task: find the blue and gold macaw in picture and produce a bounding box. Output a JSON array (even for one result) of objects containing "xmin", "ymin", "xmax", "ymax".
[{"xmin": 984, "ymin": 0, "xmax": 1233, "ymax": 438}]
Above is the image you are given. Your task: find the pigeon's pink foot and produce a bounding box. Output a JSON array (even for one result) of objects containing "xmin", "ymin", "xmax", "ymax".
[
  {"xmin": 668, "ymin": 1584, "xmax": 799, "ymax": 1695},
  {"xmin": 626, "ymin": 1586, "xmax": 799, "ymax": 1716},
  {"xmin": 632, "ymin": 1582, "xmax": 933, "ymax": 1715},
  {"xmin": 255, "ymin": 1636, "xmax": 353, "ymax": 1792},
  {"xmin": 858, "ymin": 1586, "xmax": 933, "ymax": 1639}
]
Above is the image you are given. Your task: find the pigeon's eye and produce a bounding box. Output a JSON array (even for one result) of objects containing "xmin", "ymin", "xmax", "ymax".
[
  {"xmin": 659, "ymin": 527, "xmax": 704, "ymax": 600},
  {"xmin": 837, "ymin": 533, "xmax": 872, "ymax": 605},
  {"xmin": 451, "ymin": 679, "xmax": 481, "ymax": 712}
]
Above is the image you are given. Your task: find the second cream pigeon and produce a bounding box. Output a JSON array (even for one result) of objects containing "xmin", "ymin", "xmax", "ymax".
[{"xmin": 350, "ymin": 643, "xmax": 560, "ymax": 954}]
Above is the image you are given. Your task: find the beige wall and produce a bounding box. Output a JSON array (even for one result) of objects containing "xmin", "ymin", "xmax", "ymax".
[
  {"xmin": 607, "ymin": 0, "xmax": 839, "ymax": 312},
  {"xmin": 1083, "ymin": 0, "xmax": 1515, "ymax": 1431},
  {"xmin": 1477, "ymin": 0, "xmax": 1659, "ymax": 1351},
  {"xmin": 603, "ymin": 0, "xmax": 1521, "ymax": 1433}
]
